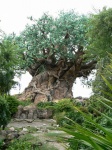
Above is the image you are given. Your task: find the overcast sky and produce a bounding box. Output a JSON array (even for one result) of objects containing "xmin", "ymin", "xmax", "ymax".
[{"xmin": 0, "ymin": 0, "xmax": 111, "ymax": 97}]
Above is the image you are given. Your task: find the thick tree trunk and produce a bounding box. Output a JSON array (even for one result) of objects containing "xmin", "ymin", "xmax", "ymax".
[
  {"xmin": 18, "ymin": 49, "xmax": 97, "ymax": 104},
  {"xmin": 19, "ymin": 69, "xmax": 75, "ymax": 104}
]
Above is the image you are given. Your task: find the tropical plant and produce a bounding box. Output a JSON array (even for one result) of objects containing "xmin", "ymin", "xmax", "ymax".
[
  {"xmin": 53, "ymin": 99, "xmax": 85, "ymax": 126},
  {"xmin": 61, "ymin": 76, "xmax": 112, "ymax": 150}
]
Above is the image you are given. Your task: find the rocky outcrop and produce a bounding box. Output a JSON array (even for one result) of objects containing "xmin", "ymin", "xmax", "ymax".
[{"xmin": 14, "ymin": 104, "xmax": 53, "ymax": 120}]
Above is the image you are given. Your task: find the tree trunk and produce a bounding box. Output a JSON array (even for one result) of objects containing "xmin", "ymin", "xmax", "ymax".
[
  {"xmin": 19, "ymin": 69, "xmax": 75, "ymax": 104},
  {"xmin": 18, "ymin": 50, "xmax": 97, "ymax": 104}
]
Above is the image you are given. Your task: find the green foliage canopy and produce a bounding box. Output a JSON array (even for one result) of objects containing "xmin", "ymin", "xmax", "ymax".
[
  {"xmin": 89, "ymin": 8, "xmax": 112, "ymax": 97},
  {"xmin": 86, "ymin": 7, "xmax": 112, "ymax": 60},
  {"xmin": 18, "ymin": 8, "xmax": 112, "ymax": 78},
  {"xmin": 18, "ymin": 11, "xmax": 89, "ymax": 72}
]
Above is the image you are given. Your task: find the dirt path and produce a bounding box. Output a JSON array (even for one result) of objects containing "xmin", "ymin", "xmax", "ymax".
[
  {"xmin": 7, "ymin": 119, "xmax": 66, "ymax": 150},
  {"xmin": 8, "ymin": 119, "xmax": 56, "ymax": 128}
]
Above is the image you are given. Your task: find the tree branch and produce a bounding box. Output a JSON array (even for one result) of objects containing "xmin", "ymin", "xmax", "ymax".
[{"xmin": 81, "ymin": 60, "xmax": 97, "ymax": 69}]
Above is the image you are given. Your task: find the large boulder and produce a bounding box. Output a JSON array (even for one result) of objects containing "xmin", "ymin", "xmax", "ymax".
[
  {"xmin": 37, "ymin": 109, "xmax": 53, "ymax": 119},
  {"xmin": 14, "ymin": 104, "xmax": 53, "ymax": 119},
  {"xmin": 14, "ymin": 105, "xmax": 23, "ymax": 118}
]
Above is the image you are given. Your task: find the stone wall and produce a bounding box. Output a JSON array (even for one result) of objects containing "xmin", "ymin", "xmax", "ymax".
[{"xmin": 14, "ymin": 104, "xmax": 53, "ymax": 119}]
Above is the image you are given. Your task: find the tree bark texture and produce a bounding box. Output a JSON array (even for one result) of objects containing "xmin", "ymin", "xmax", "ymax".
[
  {"xmin": 19, "ymin": 64, "xmax": 96, "ymax": 104},
  {"xmin": 19, "ymin": 68, "xmax": 75, "ymax": 104},
  {"xmin": 19, "ymin": 49, "xmax": 97, "ymax": 104}
]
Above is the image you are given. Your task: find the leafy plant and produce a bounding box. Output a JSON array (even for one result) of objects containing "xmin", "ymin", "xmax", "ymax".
[
  {"xmin": 5, "ymin": 95, "xmax": 19, "ymax": 116},
  {"xmin": 53, "ymin": 99, "xmax": 84, "ymax": 126},
  {"xmin": 37, "ymin": 101, "xmax": 55, "ymax": 109},
  {"xmin": 61, "ymin": 78, "xmax": 112, "ymax": 149},
  {"xmin": 0, "ymin": 37, "xmax": 24, "ymax": 94},
  {"xmin": 7, "ymin": 133, "xmax": 58, "ymax": 150},
  {"xmin": 92, "ymin": 54, "xmax": 112, "ymax": 99},
  {"xmin": 37, "ymin": 99, "xmax": 86, "ymax": 126},
  {"xmin": 54, "ymin": 99, "xmax": 73, "ymax": 112},
  {"xmin": 86, "ymin": 8, "xmax": 112, "ymax": 59},
  {"xmin": 0, "ymin": 95, "xmax": 11, "ymax": 129},
  {"xmin": 0, "ymin": 139, "xmax": 4, "ymax": 150},
  {"xmin": 7, "ymin": 140, "xmax": 32, "ymax": 150},
  {"xmin": 19, "ymin": 99, "xmax": 32, "ymax": 106}
]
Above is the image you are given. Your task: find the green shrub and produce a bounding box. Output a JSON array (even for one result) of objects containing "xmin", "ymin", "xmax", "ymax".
[
  {"xmin": 7, "ymin": 133, "xmax": 58, "ymax": 150},
  {"xmin": 7, "ymin": 140, "xmax": 32, "ymax": 150},
  {"xmin": 54, "ymin": 112, "xmax": 66, "ymax": 126},
  {"xmin": 0, "ymin": 95, "xmax": 11, "ymax": 129},
  {"xmin": 5, "ymin": 95, "xmax": 19, "ymax": 117},
  {"xmin": 54, "ymin": 99, "xmax": 84, "ymax": 126},
  {"xmin": 37, "ymin": 99, "xmax": 85, "ymax": 126},
  {"xmin": 37, "ymin": 101, "xmax": 55, "ymax": 109},
  {"xmin": 54, "ymin": 99, "xmax": 73, "ymax": 112},
  {"xmin": 19, "ymin": 99, "xmax": 32, "ymax": 106},
  {"xmin": 0, "ymin": 139, "xmax": 4, "ymax": 150},
  {"xmin": 62, "ymin": 97, "xmax": 112, "ymax": 150}
]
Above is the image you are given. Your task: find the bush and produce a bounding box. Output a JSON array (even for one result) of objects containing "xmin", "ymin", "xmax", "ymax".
[
  {"xmin": 54, "ymin": 99, "xmax": 73, "ymax": 112},
  {"xmin": 54, "ymin": 99, "xmax": 84, "ymax": 126},
  {"xmin": 62, "ymin": 97, "xmax": 112, "ymax": 150},
  {"xmin": 19, "ymin": 99, "xmax": 32, "ymax": 106},
  {"xmin": 37, "ymin": 99, "xmax": 86, "ymax": 126},
  {"xmin": 7, "ymin": 134, "xmax": 58, "ymax": 150},
  {"xmin": 7, "ymin": 140, "xmax": 32, "ymax": 150},
  {"xmin": 37, "ymin": 101, "xmax": 55, "ymax": 109},
  {"xmin": 5, "ymin": 95, "xmax": 19, "ymax": 117},
  {"xmin": 0, "ymin": 139, "xmax": 4, "ymax": 150},
  {"xmin": 0, "ymin": 95, "xmax": 11, "ymax": 129}
]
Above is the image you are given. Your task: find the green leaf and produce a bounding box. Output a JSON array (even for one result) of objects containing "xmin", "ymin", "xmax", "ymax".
[{"xmin": 101, "ymin": 75, "xmax": 112, "ymax": 91}]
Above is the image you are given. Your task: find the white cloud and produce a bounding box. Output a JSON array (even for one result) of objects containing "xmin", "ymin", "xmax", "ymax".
[{"xmin": 0, "ymin": 0, "xmax": 111, "ymax": 34}]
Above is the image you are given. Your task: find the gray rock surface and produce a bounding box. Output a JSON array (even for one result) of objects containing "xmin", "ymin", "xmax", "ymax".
[{"xmin": 14, "ymin": 104, "xmax": 53, "ymax": 119}]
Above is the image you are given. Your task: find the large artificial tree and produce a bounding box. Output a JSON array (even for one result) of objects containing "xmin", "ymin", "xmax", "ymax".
[{"xmin": 17, "ymin": 11, "xmax": 99, "ymax": 103}]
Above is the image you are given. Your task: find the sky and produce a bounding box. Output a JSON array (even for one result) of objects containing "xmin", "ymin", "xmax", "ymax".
[{"xmin": 0, "ymin": 0, "xmax": 111, "ymax": 97}]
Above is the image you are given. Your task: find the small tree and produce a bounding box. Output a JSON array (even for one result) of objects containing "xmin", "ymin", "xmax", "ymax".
[{"xmin": 0, "ymin": 35, "xmax": 24, "ymax": 94}]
